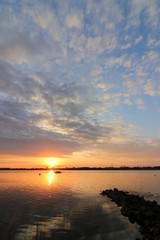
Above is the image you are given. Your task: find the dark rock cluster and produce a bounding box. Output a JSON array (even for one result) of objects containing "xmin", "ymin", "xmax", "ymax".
[{"xmin": 101, "ymin": 188, "xmax": 160, "ymax": 240}]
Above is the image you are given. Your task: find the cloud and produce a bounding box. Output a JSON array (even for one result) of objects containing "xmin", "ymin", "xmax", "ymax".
[
  {"xmin": 155, "ymin": 66, "xmax": 160, "ymax": 73},
  {"xmin": 123, "ymin": 79, "xmax": 144, "ymax": 96},
  {"xmin": 144, "ymin": 80, "xmax": 160, "ymax": 96},
  {"xmin": 0, "ymin": 58, "xmax": 115, "ymax": 157},
  {"xmin": 0, "ymin": 60, "xmax": 37, "ymax": 98},
  {"xmin": 147, "ymin": 37, "xmax": 160, "ymax": 47},
  {"xmin": 135, "ymin": 98, "xmax": 145, "ymax": 110},
  {"xmin": 134, "ymin": 36, "xmax": 143, "ymax": 45},
  {"xmin": 126, "ymin": 0, "xmax": 160, "ymax": 29},
  {"xmin": 121, "ymin": 43, "xmax": 132, "ymax": 50},
  {"xmin": 0, "ymin": 3, "xmax": 64, "ymax": 64},
  {"xmin": 0, "ymin": 137, "xmax": 81, "ymax": 157},
  {"xmin": 145, "ymin": 0, "xmax": 160, "ymax": 28},
  {"xmin": 106, "ymin": 55, "xmax": 132, "ymax": 69},
  {"xmin": 65, "ymin": 14, "xmax": 83, "ymax": 29},
  {"xmin": 104, "ymin": 140, "xmax": 160, "ymax": 163}
]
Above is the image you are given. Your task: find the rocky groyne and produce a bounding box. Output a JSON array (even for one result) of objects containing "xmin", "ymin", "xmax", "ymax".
[{"xmin": 101, "ymin": 188, "xmax": 160, "ymax": 240}]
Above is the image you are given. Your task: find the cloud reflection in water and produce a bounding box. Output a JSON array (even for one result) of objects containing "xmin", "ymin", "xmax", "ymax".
[{"xmin": 14, "ymin": 197, "xmax": 140, "ymax": 240}]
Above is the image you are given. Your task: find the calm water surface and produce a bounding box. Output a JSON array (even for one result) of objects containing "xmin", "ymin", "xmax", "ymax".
[{"xmin": 0, "ymin": 170, "xmax": 160, "ymax": 240}]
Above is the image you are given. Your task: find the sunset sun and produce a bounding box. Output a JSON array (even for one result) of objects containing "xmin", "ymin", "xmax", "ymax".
[{"xmin": 48, "ymin": 159, "xmax": 56, "ymax": 169}]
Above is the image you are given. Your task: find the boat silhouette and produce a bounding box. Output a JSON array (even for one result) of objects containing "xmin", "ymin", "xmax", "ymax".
[{"xmin": 54, "ymin": 170, "xmax": 62, "ymax": 174}]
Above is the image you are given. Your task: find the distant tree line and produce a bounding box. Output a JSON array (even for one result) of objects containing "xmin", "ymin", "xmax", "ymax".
[{"xmin": 1, "ymin": 166, "xmax": 160, "ymax": 170}]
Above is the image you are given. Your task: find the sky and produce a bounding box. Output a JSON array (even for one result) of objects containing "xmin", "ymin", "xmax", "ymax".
[{"xmin": 0, "ymin": 0, "xmax": 160, "ymax": 168}]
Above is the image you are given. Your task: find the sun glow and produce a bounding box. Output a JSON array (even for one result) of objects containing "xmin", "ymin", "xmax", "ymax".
[
  {"xmin": 43, "ymin": 157, "xmax": 61, "ymax": 169},
  {"xmin": 48, "ymin": 159, "xmax": 56, "ymax": 169}
]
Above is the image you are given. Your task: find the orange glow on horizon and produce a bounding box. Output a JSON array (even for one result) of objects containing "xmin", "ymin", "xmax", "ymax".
[
  {"xmin": 48, "ymin": 158, "xmax": 56, "ymax": 168},
  {"xmin": 1, "ymin": 151, "xmax": 159, "ymax": 169}
]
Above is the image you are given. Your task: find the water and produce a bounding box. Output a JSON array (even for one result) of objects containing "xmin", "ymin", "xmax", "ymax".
[{"xmin": 0, "ymin": 170, "xmax": 160, "ymax": 240}]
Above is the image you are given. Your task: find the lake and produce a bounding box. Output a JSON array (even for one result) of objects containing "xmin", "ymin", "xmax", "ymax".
[{"xmin": 0, "ymin": 170, "xmax": 160, "ymax": 240}]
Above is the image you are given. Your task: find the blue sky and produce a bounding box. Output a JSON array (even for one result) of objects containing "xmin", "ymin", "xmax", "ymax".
[{"xmin": 0, "ymin": 0, "xmax": 160, "ymax": 167}]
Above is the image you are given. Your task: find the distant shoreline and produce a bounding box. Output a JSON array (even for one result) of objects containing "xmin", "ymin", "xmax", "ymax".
[{"xmin": 1, "ymin": 166, "xmax": 160, "ymax": 171}]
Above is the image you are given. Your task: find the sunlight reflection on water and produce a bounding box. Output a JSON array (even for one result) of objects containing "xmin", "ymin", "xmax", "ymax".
[
  {"xmin": 0, "ymin": 170, "xmax": 160, "ymax": 239},
  {"xmin": 48, "ymin": 170, "xmax": 54, "ymax": 185}
]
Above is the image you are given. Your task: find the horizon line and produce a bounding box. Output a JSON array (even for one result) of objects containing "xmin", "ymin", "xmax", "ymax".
[{"xmin": 1, "ymin": 166, "xmax": 160, "ymax": 170}]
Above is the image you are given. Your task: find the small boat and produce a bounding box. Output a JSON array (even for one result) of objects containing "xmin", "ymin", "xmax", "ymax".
[{"xmin": 54, "ymin": 170, "xmax": 62, "ymax": 174}]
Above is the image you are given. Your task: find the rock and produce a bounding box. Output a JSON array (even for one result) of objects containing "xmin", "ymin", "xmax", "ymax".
[{"xmin": 100, "ymin": 188, "xmax": 160, "ymax": 240}]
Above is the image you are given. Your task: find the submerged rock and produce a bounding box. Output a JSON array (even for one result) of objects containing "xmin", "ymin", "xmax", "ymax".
[{"xmin": 101, "ymin": 188, "xmax": 160, "ymax": 240}]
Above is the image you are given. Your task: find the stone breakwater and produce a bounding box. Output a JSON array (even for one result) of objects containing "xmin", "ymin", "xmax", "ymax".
[{"xmin": 100, "ymin": 188, "xmax": 160, "ymax": 240}]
